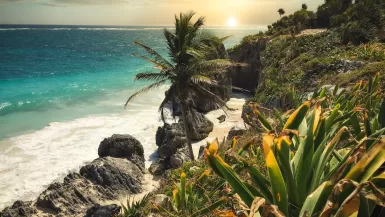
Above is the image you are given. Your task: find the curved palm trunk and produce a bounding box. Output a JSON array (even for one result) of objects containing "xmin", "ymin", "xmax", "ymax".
[{"xmin": 179, "ymin": 97, "xmax": 195, "ymax": 161}]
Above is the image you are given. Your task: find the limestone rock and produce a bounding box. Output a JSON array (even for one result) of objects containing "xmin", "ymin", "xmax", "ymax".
[
  {"xmin": 85, "ymin": 204, "xmax": 121, "ymax": 217},
  {"xmin": 229, "ymin": 37, "xmax": 270, "ymax": 93},
  {"xmin": 227, "ymin": 126, "xmax": 246, "ymax": 140},
  {"xmin": 169, "ymin": 148, "xmax": 191, "ymax": 169},
  {"xmin": 148, "ymin": 159, "xmax": 167, "ymax": 176},
  {"xmin": 180, "ymin": 109, "xmax": 213, "ymax": 140},
  {"xmin": 156, "ymin": 123, "xmax": 187, "ymax": 158},
  {"xmin": 217, "ymin": 115, "xmax": 226, "ymax": 123},
  {"xmin": 98, "ymin": 134, "xmax": 145, "ymax": 170},
  {"xmin": 0, "ymin": 201, "xmax": 36, "ymax": 217},
  {"xmin": 36, "ymin": 172, "xmax": 114, "ymax": 216},
  {"xmin": 80, "ymin": 157, "xmax": 143, "ymax": 193}
]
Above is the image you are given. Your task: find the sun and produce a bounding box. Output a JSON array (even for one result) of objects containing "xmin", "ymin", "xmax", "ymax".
[{"xmin": 227, "ymin": 17, "xmax": 237, "ymax": 27}]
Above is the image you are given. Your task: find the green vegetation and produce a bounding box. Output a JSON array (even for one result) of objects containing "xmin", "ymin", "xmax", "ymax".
[
  {"xmin": 143, "ymin": 74, "xmax": 385, "ymax": 217},
  {"xmin": 125, "ymin": 12, "xmax": 234, "ymax": 160},
  {"xmin": 205, "ymin": 73, "xmax": 385, "ymax": 216},
  {"xmin": 119, "ymin": 194, "xmax": 150, "ymax": 217},
  {"xmin": 126, "ymin": 2, "xmax": 385, "ymax": 216}
]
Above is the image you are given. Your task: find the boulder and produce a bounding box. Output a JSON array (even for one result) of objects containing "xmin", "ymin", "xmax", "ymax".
[
  {"xmin": 148, "ymin": 159, "xmax": 167, "ymax": 176},
  {"xmin": 169, "ymin": 147, "xmax": 191, "ymax": 169},
  {"xmin": 98, "ymin": 134, "xmax": 145, "ymax": 170},
  {"xmin": 148, "ymin": 148, "xmax": 191, "ymax": 176},
  {"xmin": 36, "ymin": 172, "xmax": 114, "ymax": 216},
  {"xmin": 227, "ymin": 126, "xmax": 246, "ymax": 140},
  {"xmin": 217, "ymin": 115, "xmax": 226, "ymax": 123},
  {"xmin": 0, "ymin": 201, "xmax": 36, "ymax": 217},
  {"xmin": 80, "ymin": 157, "xmax": 143, "ymax": 193},
  {"xmin": 180, "ymin": 109, "xmax": 214, "ymax": 140},
  {"xmin": 85, "ymin": 204, "xmax": 121, "ymax": 217},
  {"xmin": 156, "ymin": 123, "xmax": 187, "ymax": 158}
]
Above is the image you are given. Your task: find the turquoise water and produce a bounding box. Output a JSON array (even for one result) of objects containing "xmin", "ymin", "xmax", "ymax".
[
  {"xmin": 0, "ymin": 26, "xmax": 263, "ymax": 209},
  {"xmin": 0, "ymin": 26, "xmax": 260, "ymax": 140}
]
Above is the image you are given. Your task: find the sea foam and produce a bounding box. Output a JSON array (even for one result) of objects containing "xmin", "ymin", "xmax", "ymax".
[{"xmin": 0, "ymin": 86, "xmax": 174, "ymax": 210}]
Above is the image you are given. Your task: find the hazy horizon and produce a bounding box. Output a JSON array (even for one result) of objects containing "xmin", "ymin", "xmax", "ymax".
[{"xmin": 0, "ymin": 0, "xmax": 324, "ymax": 26}]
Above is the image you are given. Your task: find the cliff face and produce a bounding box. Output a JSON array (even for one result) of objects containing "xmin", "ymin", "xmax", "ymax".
[{"xmin": 228, "ymin": 37, "xmax": 269, "ymax": 93}]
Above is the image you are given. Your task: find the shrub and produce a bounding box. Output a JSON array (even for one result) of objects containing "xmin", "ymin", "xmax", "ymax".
[{"xmin": 204, "ymin": 74, "xmax": 385, "ymax": 216}]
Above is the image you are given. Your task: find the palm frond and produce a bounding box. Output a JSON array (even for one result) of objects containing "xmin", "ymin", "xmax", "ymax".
[
  {"xmin": 190, "ymin": 74, "xmax": 216, "ymax": 85},
  {"xmin": 124, "ymin": 79, "xmax": 167, "ymax": 108},
  {"xmin": 197, "ymin": 59, "xmax": 235, "ymax": 72},
  {"xmin": 134, "ymin": 41, "xmax": 172, "ymax": 68},
  {"xmin": 134, "ymin": 72, "xmax": 170, "ymax": 82},
  {"xmin": 132, "ymin": 54, "xmax": 171, "ymax": 71},
  {"xmin": 218, "ymin": 35, "xmax": 233, "ymax": 42},
  {"xmin": 193, "ymin": 84, "xmax": 231, "ymax": 110}
]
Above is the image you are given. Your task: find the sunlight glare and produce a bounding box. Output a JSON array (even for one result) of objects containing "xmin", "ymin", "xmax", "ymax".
[{"xmin": 227, "ymin": 17, "xmax": 237, "ymax": 27}]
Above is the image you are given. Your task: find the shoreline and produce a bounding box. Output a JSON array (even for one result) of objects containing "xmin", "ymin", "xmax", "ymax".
[{"xmin": 0, "ymin": 93, "xmax": 248, "ymax": 211}]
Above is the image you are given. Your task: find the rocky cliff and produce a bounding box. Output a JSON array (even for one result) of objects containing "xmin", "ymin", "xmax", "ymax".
[
  {"xmin": 0, "ymin": 134, "xmax": 145, "ymax": 217},
  {"xmin": 228, "ymin": 37, "xmax": 269, "ymax": 93}
]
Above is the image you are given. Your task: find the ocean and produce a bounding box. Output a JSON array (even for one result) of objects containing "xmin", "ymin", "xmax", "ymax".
[{"xmin": 0, "ymin": 25, "xmax": 262, "ymax": 209}]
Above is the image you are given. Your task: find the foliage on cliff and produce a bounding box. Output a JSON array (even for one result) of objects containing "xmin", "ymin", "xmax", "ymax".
[{"xmin": 266, "ymin": 0, "xmax": 385, "ymax": 44}]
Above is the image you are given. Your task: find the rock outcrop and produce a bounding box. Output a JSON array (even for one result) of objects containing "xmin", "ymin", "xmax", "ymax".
[
  {"xmin": 80, "ymin": 157, "xmax": 143, "ymax": 193},
  {"xmin": 181, "ymin": 109, "xmax": 214, "ymax": 140},
  {"xmin": 85, "ymin": 204, "xmax": 121, "ymax": 217},
  {"xmin": 98, "ymin": 134, "xmax": 145, "ymax": 170},
  {"xmin": 229, "ymin": 37, "xmax": 270, "ymax": 93},
  {"xmin": 156, "ymin": 123, "xmax": 187, "ymax": 158},
  {"xmin": 1, "ymin": 134, "xmax": 146, "ymax": 217},
  {"xmin": 227, "ymin": 126, "xmax": 246, "ymax": 140},
  {"xmin": 0, "ymin": 201, "xmax": 36, "ymax": 217},
  {"xmin": 36, "ymin": 172, "xmax": 115, "ymax": 216},
  {"xmin": 150, "ymin": 109, "xmax": 213, "ymax": 175}
]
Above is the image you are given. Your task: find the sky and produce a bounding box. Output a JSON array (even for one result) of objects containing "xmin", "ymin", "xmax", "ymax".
[{"xmin": 0, "ymin": 0, "xmax": 324, "ymax": 26}]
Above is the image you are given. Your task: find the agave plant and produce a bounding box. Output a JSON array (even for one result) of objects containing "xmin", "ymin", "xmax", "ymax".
[
  {"xmin": 204, "ymin": 74, "xmax": 385, "ymax": 216},
  {"xmin": 155, "ymin": 170, "xmax": 228, "ymax": 217},
  {"xmin": 119, "ymin": 194, "xmax": 150, "ymax": 217}
]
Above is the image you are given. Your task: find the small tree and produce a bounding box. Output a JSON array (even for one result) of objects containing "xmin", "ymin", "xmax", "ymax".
[
  {"xmin": 302, "ymin": 3, "xmax": 308, "ymax": 10},
  {"xmin": 278, "ymin": 8, "xmax": 285, "ymax": 17}
]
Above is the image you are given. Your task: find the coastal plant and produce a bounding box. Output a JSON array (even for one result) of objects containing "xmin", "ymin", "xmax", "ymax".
[
  {"xmin": 155, "ymin": 171, "xmax": 228, "ymax": 216},
  {"xmin": 125, "ymin": 12, "xmax": 236, "ymax": 160},
  {"xmin": 204, "ymin": 75, "xmax": 385, "ymax": 216},
  {"xmin": 119, "ymin": 194, "xmax": 150, "ymax": 217}
]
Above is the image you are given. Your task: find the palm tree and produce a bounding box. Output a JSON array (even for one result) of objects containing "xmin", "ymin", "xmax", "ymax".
[
  {"xmin": 125, "ymin": 12, "xmax": 234, "ymax": 161},
  {"xmin": 302, "ymin": 4, "xmax": 308, "ymax": 10},
  {"xmin": 278, "ymin": 8, "xmax": 286, "ymax": 17}
]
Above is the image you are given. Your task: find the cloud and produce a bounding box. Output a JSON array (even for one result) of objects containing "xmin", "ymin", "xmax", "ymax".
[{"xmin": 0, "ymin": 0, "xmax": 135, "ymax": 7}]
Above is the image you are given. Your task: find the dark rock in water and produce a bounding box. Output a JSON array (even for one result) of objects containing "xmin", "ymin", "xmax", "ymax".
[
  {"xmin": 217, "ymin": 115, "xmax": 226, "ymax": 123},
  {"xmin": 227, "ymin": 126, "xmax": 246, "ymax": 140},
  {"xmin": 98, "ymin": 134, "xmax": 145, "ymax": 170},
  {"xmin": 37, "ymin": 172, "xmax": 114, "ymax": 216},
  {"xmin": 0, "ymin": 201, "xmax": 36, "ymax": 217},
  {"xmin": 229, "ymin": 37, "xmax": 269, "ymax": 93},
  {"xmin": 85, "ymin": 204, "xmax": 121, "ymax": 217},
  {"xmin": 80, "ymin": 157, "xmax": 143, "ymax": 193},
  {"xmin": 180, "ymin": 109, "xmax": 214, "ymax": 140}
]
